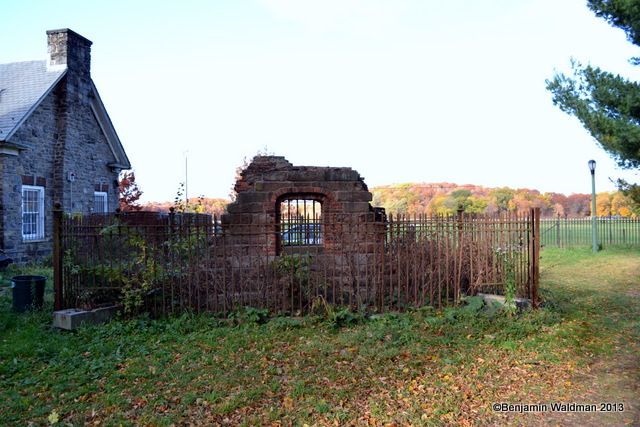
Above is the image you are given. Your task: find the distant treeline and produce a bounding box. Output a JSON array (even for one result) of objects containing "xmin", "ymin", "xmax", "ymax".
[
  {"xmin": 141, "ymin": 184, "xmax": 639, "ymax": 218},
  {"xmin": 371, "ymin": 183, "xmax": 639, "ymax": 218},
  {"xmin": 143, "ymin": 198, "xmax": 228, "ymax": 217}
]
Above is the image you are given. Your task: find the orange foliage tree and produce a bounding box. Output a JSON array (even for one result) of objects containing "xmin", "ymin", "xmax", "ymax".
[{"xmin": 118, "ymin": 170, "xmax": 143, "ymax": 212}]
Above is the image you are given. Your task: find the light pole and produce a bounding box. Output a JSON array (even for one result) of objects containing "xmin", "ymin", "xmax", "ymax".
[
  {"xmin": 184, "ymin": 150, "xmax": 189, "ymax": 207},
  {"xmin": 588, "ymin": 160, "xmax": 598, "ymax": 252}
]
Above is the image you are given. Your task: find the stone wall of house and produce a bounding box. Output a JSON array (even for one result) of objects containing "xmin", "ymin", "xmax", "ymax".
[
  {"xmin": 58, "ymin": 78, "xmax": 120, "ymax": 216},
  {"xmin": 2, "ymin": 30, "xmax": 120, "ymax": 263},
  {"xmin": 51, "ymin": 30, "xmax": 119, "ymax": 214},
  {"xmin": 222, "ymin": 156, "xmax": 385, "ymax": 256},
  {"xmin": 1, "ymin": 88, "xmax": 58, "ymax": 261},
  {"xmin": 0, "ymin": 160, "xmax": 4, "ymax": 251}
]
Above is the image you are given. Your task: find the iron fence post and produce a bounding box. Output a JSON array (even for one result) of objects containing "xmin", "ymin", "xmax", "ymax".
[
  {"xmin": 456, "ymin": 208, "xmax": 464, "ymax": 304},
  {"xmin": 529, "ymin": 208, "xmax": 540, "ymax": 308},
  {"xmin": 53, "ymin": 202, "xmax": 63, "ymax": 311}
]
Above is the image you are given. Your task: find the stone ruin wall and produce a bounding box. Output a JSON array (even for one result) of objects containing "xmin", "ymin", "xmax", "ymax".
[{"xmin": 221, "ymin": 156, "xmax": 385, "ymax": 257}]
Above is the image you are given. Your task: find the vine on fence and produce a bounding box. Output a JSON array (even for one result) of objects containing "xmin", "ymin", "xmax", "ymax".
[
  {"xmin": 272, "ymin": 254, "xmax": 312, "ymax": 311},
  {"xmin": 495, "ymin": 248, "xmax": 517, "ymax": 316},
  {"xmin": 62, "ymin": 213, "xmax": 211, "ymax": 314}
]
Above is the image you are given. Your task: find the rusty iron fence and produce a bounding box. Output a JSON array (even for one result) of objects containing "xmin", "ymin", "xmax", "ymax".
[{"xmin": 53, "ymin": 207, "xmax": 540, "ymax": 316}]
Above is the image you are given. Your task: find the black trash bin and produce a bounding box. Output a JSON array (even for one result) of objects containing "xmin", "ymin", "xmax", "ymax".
[{"xmin": 11, "ymin": 275, "xmax": 46, "ymax": 312}]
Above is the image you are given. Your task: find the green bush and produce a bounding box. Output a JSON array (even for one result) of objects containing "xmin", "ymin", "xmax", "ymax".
[{"xmin": 229, "ymin": 306, "xmax": 270, "ymax": 325}]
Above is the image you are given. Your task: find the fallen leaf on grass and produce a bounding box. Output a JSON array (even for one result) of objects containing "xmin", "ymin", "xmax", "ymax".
[
  {"xmin": 283, "ymin": 396, "xmax": 294, "ymax": 410},
  {"xmin": 48, "ymin": 410, "xmax": 59, "ymax": 425}
]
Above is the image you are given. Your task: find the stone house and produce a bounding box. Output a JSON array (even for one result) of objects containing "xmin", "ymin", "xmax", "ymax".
[{"xmin": 0, "ymin": 29, "xmax": 130, "ymax": 262}]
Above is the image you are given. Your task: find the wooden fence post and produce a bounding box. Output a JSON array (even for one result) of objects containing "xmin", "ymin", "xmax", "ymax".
[
  {"xmin": 529, "ymin": 208, "xmax": 540, "ymax": 308},
  {"xmin": 53, "ymin": 202, "xmax": 63, "ymax": 311}
]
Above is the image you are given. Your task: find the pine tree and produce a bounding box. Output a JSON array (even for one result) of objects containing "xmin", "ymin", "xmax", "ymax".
[{"xmin": 546, "ymin": 0, "xmax": 640, "ymax": 204}]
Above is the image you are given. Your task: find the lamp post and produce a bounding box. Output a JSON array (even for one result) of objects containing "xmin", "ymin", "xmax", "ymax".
[
  {"xmin": 184, "ymin": 150, "xmax": 189, "ymax": 207},
  {"xmin": 588, "ymin": 160, "xmax": 598, "ymax": 252}
]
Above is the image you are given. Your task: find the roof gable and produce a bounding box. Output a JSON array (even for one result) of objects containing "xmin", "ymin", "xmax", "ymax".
[
  {"xmin": 0, "ymin": 60, "xmax": 131, "ymax": 170},
  {"xmin": 0, "ymin": 60, "xmax": 66, "ymax": 141},
  {"xmin": 89, "ymin": 82, "xmax": 131, "ymax": 170}
]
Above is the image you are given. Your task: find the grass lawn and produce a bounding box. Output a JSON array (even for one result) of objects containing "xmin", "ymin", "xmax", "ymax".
[{"xmin": 0, "ymin": 247, "xmax": 638, "ymax": 426}]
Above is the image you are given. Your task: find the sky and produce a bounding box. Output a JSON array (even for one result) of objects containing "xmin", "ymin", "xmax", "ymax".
[{"xmin": 2, "ymin": 0, "xmax": 639, "ymax": 202}]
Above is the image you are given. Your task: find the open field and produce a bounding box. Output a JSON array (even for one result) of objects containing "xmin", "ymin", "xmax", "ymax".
[{"xmin": 0, "ymin": 248, "xmax": 638, "ymax": 426}]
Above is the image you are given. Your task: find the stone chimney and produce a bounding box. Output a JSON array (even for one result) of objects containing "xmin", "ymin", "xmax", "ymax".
[{"xmin": 46, "ymin": 28, "xmax": 92, "ymax": 76}]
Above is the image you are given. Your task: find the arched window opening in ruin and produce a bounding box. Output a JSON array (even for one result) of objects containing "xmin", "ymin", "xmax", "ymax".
[{"xmin": 278, "ymin": 195, "xmax": 323, "ymax": 248}]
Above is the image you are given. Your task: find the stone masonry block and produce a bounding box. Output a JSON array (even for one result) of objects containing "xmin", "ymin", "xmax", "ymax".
[
  {"xmin": 221, "ymin": 213, "xmax": 254, "ymax": 225},
  {"xmin": 324, "ymin": 168, "xmax": 359, "ymax": 181},
  {"xmin": 339, "ymin": 202, "xmax": 372, "ymax": 213},
  {"xmin": 253, "ymin": 181, "xmax": 295, "ymax": 192},
  {"xmin": 225, "ymin": 202, "xmax": 241, "ymax": 214},
  {"xmin": 286, "ymin": 168, "xmax": 326, "ymax": 182},
  {"xmin": 226, "ymin": 202, "xmax": 267, "ymax": 214},
  {"xmin": 323, "ymin": 181, "xmax": 367, "ymax": 192},
  {"xmin": 333, "ymin": 191, "xmax": 373, "ymax": 202},
  {"xmin": 260, "ymin": 171, "xmax": 289, "ymax": 181},
  {"xmin": 237, "ymin": 191, "xmax": 273, "ymax": 204}
]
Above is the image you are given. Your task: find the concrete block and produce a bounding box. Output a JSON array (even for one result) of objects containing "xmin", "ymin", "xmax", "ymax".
[
  {"xmin": 477, "ymin": 293, "xmax": 531, "ymax": 310},
  {"xmin": 52, "ymin": 305, "xmax": 118, "ymax": 330}
]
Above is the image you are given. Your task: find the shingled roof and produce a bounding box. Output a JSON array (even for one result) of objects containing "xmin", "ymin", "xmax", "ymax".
[
  {"xmin": 0, "ymin": 60, "xmax": 66, "ymax": 142},
  {"xmin": 0, "ymin": 53, "xmax": 130, "ymax": 169}
]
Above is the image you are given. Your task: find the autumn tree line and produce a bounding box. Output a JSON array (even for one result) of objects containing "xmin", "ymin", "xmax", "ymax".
[
  {"xmin": 370, "ymin": 183, "xmax": 639, "ymax": 218},
  {"xmin": 143, "ymin": 198, "xmax": 228, "ymax": 217}
]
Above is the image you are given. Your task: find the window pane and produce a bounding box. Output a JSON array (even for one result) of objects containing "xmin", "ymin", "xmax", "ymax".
[
  {"xmin": 22, "ymin": 186, "xmax": 44, "ymax": 240},
  {"xmin": 94, "ymin": 192, "xmax": 108, "ymax": 213}
]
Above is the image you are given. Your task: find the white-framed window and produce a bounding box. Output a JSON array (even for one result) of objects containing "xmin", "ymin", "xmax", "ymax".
[
  {"xmin": 22, "ymin": 185, "xmax": 45, "ymax": 241},
  {"xmin": 94, "ymin": 191, "xmax": 108, "ymax": 213}
]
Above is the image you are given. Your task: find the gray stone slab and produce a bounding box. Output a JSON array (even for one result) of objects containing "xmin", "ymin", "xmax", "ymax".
[
  {"xmin": 477, "ymin": 293, "xmax": 531, "ymax": 310},
  {"xmin": 52, "ymin": 305, "xmax": 118, "ymax": 330}
]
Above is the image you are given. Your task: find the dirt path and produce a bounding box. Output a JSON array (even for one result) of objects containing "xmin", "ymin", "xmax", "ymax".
[{"xmin": 538, "ymin": 351, "xmax": 639, "ymax": 426}]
